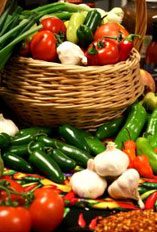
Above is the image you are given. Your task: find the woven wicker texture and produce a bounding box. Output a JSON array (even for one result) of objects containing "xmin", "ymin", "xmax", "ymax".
[
  {"xmin": 1, "ymin": 49, "xmax": 143, "ymax": 130},
  {"xmin": 0, "ymin": 0, "xmax": 147, "ymax": 130}
]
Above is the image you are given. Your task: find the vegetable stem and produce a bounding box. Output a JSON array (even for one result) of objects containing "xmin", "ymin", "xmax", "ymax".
[{"xmin": 0, "ymin": 24, "xmax": 42, "ymax": 70}]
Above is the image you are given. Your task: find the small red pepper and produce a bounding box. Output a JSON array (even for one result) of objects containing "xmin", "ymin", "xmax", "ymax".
[
  {"xmin": 154, "ymin": 148, "xmax": 157, "ymax": 153},
  {"xmin": 118, "ymin": 34, "xmax": 140, "ymax": 61},
  {"xmin": 89, "ymin": 217, "xmax": 99, "ymax": 231},
  {"xmin": 133, "ymin": 155, "xmax": 154, "ymax": 178},
  {"xmin": 145, "ymin": 191, "xmax": 157, "ymax": 209},
  {"xmin": 78, "ymin": 213, "xmax": 86, "ymax": 228},
  {"xmin": 123, "ymin": 140, "xmax": 136, "ymax": 168}
]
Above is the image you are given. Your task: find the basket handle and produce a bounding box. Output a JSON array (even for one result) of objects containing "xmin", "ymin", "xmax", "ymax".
[{"xmin": 134, "ymin": 0, "xmax": 147, "ymax": 52}]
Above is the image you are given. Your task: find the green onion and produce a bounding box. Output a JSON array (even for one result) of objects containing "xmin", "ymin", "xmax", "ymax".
[
  {"xmin": 0, "ymin": 24, "xmax": 42, "ymax": 71},
  {"xmin": 0, "ymin": 19, "xmax": 29, "ymax": 49}
]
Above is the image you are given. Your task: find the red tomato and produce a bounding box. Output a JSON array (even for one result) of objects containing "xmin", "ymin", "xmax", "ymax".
[
  {"xmin": 30, "ymin": 30, "xmax": 57, "ymax": 61},
  {"xmin": 0, "ymin": 206, "xmax": 31, "ymax": 232},
  {"xmin": 29, "ymin": 188, "xmax": 64, "ymax": 232},
  {"xmin": 86, "ymin": 38, "xmax": 119, "ymax": 65},
  {"xmin": 0, "ymin": 179, "xmax": 25, "ymax": 204},
  {"xmin": 19, "ymin": 40, "xmax": 30, "ymax": 57},
  {"xmin": 94, "ymin": 22, "xmax": 129, "ymax": 41},
  {"xmin": 41, "ymin": 17, "xmax": 66, "ymax": 35}
]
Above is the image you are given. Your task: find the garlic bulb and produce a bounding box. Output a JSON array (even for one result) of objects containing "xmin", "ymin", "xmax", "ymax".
[
  {"xmin": 0, "ymin": 114, "xmax": 19, "ymax": 136},
  {"xmin": 57, "ymin": 41, "xmax": 87, "ymax": 65},
  {"xmin": 102, "ymin": 7, "xmax": 124, "ymax": 24},
  {"xmin": 93, "ymin": 142, "xmax": 129, "ymax": 177},
  {"xmin": 70, "ymin": 168, "xmax": 107, "ymax": 199},
  {"xmin": 108, "ymin": 168, "xmax": 144, "ymax": 209}
]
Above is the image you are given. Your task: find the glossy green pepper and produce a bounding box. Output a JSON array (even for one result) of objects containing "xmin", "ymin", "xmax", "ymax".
[
  {"xmin": 114, "ymin": 102, "xmax": 147, "ymax": 149},
  {"xmin": 142, "ymin": 92, "xmax": 157, "ymax": 112},
  {"xmin": 146, "ymin": 108, "xmax": 157, "ymax": 136},
  {"xmin": 77, "ymin": 9, "xmax": 101, "ymax": 47},
  {"xmin": 0, "ymin": 133, "xmax": 11, "ymax": 150},
  {"xmin": 96, "ymin": 117, "xmax": 124, "ymax": 140},
  {"xmin": 59, "ymin": 124, "xmax": 90, "ymax": 152},
  {"xmin": 2, "ymin": 152, "xmax": 33, "ymax": 173},
  {"xmin": 28, "ymin": 149, "xmax": 64, "ymax": 184},
  {"xmin": 37, "ymin": 135, "xmax": 92, "ymax": 168}
]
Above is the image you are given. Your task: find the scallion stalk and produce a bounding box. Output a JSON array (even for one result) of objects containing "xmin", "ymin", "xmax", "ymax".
[{"xmin": 0, "ymin": 24, "xmax": 42, "ymax": 71}]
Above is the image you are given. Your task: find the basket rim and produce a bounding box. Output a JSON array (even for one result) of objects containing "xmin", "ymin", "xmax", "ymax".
[{"xmin": 11, "ymin": 48, "xmax": 140, "ymax": 72}]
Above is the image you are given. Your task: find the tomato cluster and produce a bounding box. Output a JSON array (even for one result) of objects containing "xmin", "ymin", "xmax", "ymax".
[
  {"xmin": 0, "ymin": 179, "xmax": 64, "ymax": 232},
  {"xmin": 20, "ymin": 17, "xmax": 134, "ymax": 66},
  {"xmin": 85, "ymin": 22, "xmax": 132, "ymax": 65},
  {"xmin": 20, "ymin": 17, "xmax": 66, "ymax": 61}
]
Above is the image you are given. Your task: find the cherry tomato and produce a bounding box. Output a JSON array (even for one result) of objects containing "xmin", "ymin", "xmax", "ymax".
[
  {"xmin": 29, "ymin": 188, "xmax": 64, "ymax": 232},
  {"xmin": 0, "ymin": 206, "xmax": 31, "ymax": 232},
  {"xmin": 41, "ymin": 17, "xmax": 66, "ymax": 35},
  {"xmin": 30, "ymin": 30, "xmax": 57, "ymax": 61},
  {"xmin": 86, "ymin": 38, "xmax": 119, "ymax": 65},
  {"xmin": 94, "ymin": 22, "xmax": 129, "ymax": 41},
  {"xmin": 19, "ymin": 40, "xmax": 30, "ymax": 57},
  {"xmin": 0, "ymin": 179, "xmax": 25, "ymax": 205}
]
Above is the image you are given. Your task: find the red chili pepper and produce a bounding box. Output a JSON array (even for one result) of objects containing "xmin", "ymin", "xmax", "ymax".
[
  {"xmin": 119, "ymin": 34, "xmax": 140, "ymax": 61},
  {"xmin": 154, "ymin": 148, "xmax": 157, "ymax": 153},
  {"xmin": 89, "ymin": 217, "xmax": 99, "ymax": 230},
  {"xmin": 123, "ymin": 140, "xmax": 136, "ymax": 168},
  {"xmin": 78, "ymin": 213, "xmax": 86, "ymax": 228},
  {"xmin": 145, "ymin": 191, "xmax": 157, "ymax": 209},
  {"xmin": 133, "ymin": 155, "xmax": 154, "ymax": 178}
]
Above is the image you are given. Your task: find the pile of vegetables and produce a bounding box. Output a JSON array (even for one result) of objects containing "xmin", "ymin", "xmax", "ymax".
[
  {"xmin": 0, "ymin": 92, "xmax": 156, "ymax": 230},
  {"xmin": 0, "ymin": 0, "xmax": 137, "ymax": 70}
]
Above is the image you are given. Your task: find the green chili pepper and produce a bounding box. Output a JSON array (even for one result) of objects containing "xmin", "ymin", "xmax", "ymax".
[
  {"xmin": 95, "ymin": 117, "xmax": 124, "ymax": 140},
  {"xmin": 136, "ymin": 137, "xmax": 157, "ymax": 173},
  {"xmin": 141, "ymin": 182, "xmax": 157, "ymax": 190},
  {"xmin": 49, "ymin": 149, "xmax": 76, "ymax": 172},
  {"xmin": 21, "ymin": 176, "xmax": 41, "ymax": 183},
  {"xmin": 7, "ymin": 144, "xmax": 29, "ymax": 158},
  {"xmin": 2, "ymin": 152, "xmax": 33, "ymax": 173},
  {"xmin": 17, "ymin": 126, "xmax": 53, "ymax": 136},
  {"xmin": 59, "ymin": 124, "xmax": 90, "ymax": 152},
  {"xmin": 28, "ymin": 149, "xmax": 64, "ymax": 184},
  {"xmin": 138, "ymin": 186, "xmax": 148, "ymax": 194},
  {"xmin": 142, "ymin": 92, "xmax": 157, "ymax": 112},
  {"xmin": 37, "ymin": 135, "xmax": 92, "ymax": 168},
  {"xmin": 141, "ymin": 189, "xmax": 157, "ymax": 200},
  {"xmin": 77, "ymin": 9, "xmax": 101, "ymax": 47},
  {"xmin": 147, "ymin": 135, "xmax": 157, "ymax": 149},
  {"xmin": 114, "ymin": 102, "xmax": 147, "ymax": 149},
  {"xmin": 146, "ymin": 109, "xmax": 157, "ymax": 136},
  {"xmin": 11, "ymin": 133, "xmax": 35, "ymax": 146},
  {"xmin": 0, "ymin": 132, "xmax": 11, "ymax": 150},
  {"xmin": 84, "ymin": 136, "xmax": 105, "ymax": 155}
]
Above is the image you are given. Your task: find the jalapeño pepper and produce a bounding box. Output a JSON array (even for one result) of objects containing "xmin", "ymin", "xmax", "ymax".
[
  {"xmin": 2, "ymin": 152, "xmax": 33, "ymax": 173},
  {"xmin": 96, "ymin": 117, "xmax": 123, "ymax": 140},
  {"xmin": 49, "ymin": 149, "xmax": 76, "ymax": 172},
  {"xmin": 59, "ymin": 124, "xmax": 90, "ymax": 152},
  {"xmin": 114, "ymin": 102, "xmax": 147, "ymax": 149},
  {"xmin": 37, "ymin": 135, "xmax": 92, "ymax": 168},
  {"xmin": 0, "ymin": 132, "xmax": 11, "ymax": 150},
  {"xmin": 28, "ymin": 149, "xmax": 64, "ymax": 184}
]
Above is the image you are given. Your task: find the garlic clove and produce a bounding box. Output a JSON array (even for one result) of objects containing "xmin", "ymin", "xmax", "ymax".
[{"xmin": 0, "ymin": 114, "xmax": 19, "ymax": 136}]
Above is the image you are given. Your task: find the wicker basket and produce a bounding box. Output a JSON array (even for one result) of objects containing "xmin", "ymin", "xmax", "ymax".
[{"xmin": 0, "ymin": 0, "xmax": 147, "ymax": 130}]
